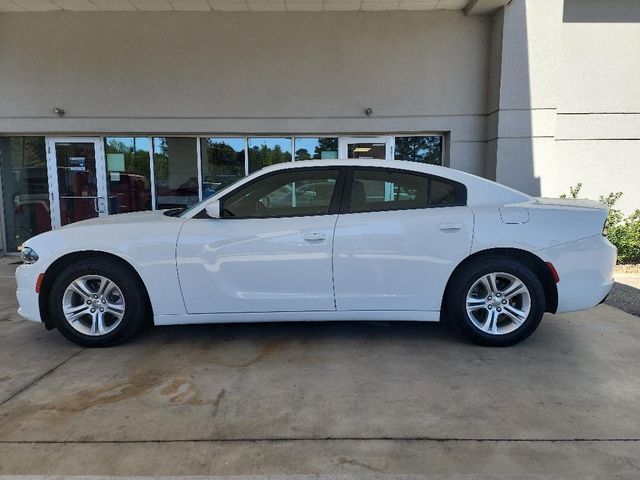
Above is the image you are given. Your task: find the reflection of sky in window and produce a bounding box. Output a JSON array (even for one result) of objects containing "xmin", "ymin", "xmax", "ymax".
[
  {"xmin": 295, "ymin": 138, "xmax": 321, "ymax": 153},
  {"xmin": 206, "ymin": 138, "xmax": 244, "ymax": 152},
  {"xmin": 106, "ymin": 137, "xmax": 150, "ymax": 152},
  {"xmin": 248, "ymin": 137, "xmax": 292, "ymax": 152}
]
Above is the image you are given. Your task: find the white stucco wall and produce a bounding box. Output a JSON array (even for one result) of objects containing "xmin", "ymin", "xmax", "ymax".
[
  {"xmin": 0, "ymin": 10, "xmax": 491, "ymax": 175},
  {"xmin": 485, "ymin": 0, "xmax": 564, "ymax": 197},
  {"xmin": 547, "ymin": 0, "xmax": 640, "ymax": 212}
]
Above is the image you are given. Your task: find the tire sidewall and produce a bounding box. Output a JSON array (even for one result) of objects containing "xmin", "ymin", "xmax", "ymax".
[
  {"xmin": 448, "ymin": 256, "xmax": 545, "ymax": 347},
  {"xmin": 50, "ymin": 259, "xmax": 145, "ymax": 347}
]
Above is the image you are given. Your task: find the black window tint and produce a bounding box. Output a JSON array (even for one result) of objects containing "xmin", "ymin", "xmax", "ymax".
[
  {"xmin": 222, "ymin": 169, "xmax": 339, "ymax": 218},
  {"xmin": 350, "ymin": 169, "xmax": 429, "ymax": 213},
  {"xmin": 429, "ymin": 178, "xmax": 458, "ymax": 207}
]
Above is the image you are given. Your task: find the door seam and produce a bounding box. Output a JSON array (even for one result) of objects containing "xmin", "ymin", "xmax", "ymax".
[{"xmin": 331, "ymin": 214, "xmax": 339, "ymax": 311}]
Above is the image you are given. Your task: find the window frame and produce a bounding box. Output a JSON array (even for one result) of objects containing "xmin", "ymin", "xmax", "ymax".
[
  {"xmin": 340, "ymin": 167, "xmax": 467, "ymax": 215},
  {"xmin": 214, "ymin": 166, "xmax": 348, "ymax": 220}
]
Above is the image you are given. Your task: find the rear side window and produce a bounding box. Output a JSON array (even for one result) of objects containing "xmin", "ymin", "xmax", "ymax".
[{"xmin": 348, "ymin": 168, "xmax": 465, "ymax": 213}]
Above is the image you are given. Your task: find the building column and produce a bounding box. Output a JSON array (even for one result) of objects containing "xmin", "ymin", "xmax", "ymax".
[{"xmin": 485, "ymin": 0, "xmax": 564, "ymax": 196}]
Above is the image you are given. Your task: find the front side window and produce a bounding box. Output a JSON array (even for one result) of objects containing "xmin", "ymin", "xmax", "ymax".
[
  {"xmin": 348, "ymin": 169, "xmax": 465, "ymax": 213},
  {"xmin": 222, "ymin": 169, "xmax": 340, "ymax": 218}
]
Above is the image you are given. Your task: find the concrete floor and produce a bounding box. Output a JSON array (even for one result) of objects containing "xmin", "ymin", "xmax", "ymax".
[{"xmin": 0, "ymin": 257, "xmax": 639, "ymax": 477}]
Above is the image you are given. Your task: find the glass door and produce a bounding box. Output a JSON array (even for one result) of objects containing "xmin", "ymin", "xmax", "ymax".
[
  {"xmin": 338, "ymin": 137, "xmax": 393, "ymax": 160},
  {"xmin": 46, "ymin": 137, "xmax": 108, "ymax": 228}
]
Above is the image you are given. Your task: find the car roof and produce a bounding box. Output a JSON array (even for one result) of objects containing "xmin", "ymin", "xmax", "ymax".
[
  {"xmin": 262, "ymin": 159, "xmax": 457, "ymax": 178},
  {"xmin": 265, "ymin": 158, "xmax": 434, "ymax": 169},
  {"xmin": 258, "ymin": 159, "xmax": 532, "ymax": 205}
]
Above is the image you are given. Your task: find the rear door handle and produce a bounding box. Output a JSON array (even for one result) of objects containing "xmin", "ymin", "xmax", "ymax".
[
  {"xmin": 303, "ymin": 233, "xmax": 326, "ymax": 242},
  {"xmin": 438, "ymin": 222, "xmax": 463, "ymax": 231}
]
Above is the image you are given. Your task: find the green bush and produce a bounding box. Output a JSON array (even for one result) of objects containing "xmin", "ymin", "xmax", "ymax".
[
  {"xmin": 606, "ymin": 209, "xmax": 640, "ymax": 264},
  {"xmin": 560, "ymin": 184, "xmax": 640, "ymax": 264}
]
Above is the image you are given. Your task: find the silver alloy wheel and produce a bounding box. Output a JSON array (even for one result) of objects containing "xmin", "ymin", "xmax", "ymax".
[
  {"xmin": 465, "ymin": 272, "xmax": 531, "ymax": 336},
  {"xmin": 62, "ymin": 275, "xmax": 125, "ymax": 336}
]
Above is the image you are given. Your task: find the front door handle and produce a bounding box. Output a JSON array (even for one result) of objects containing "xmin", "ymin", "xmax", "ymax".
[
  {"xmin": 438, "ymin": 222, "xmax": 462, "ymax": 231},
  {"xmin": 303, "ymin": 233, "xmax": 326, "ymax": 242}
]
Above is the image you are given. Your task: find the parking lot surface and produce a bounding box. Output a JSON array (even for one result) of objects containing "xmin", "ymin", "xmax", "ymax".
[{"xmin": 0, "ymin": 257, "xmax": 639, "ymax": 477}]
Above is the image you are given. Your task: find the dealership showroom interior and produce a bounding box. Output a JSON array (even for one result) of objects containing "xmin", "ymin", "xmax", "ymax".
[{"xmin": 0, "ymin": 0, "xmax": 639, "ymax": 478}]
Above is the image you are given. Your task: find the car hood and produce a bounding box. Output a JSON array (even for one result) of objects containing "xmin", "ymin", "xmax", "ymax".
[{"xmin": 60, "ymin": 210, "xmax": 179, "ymax": 228}]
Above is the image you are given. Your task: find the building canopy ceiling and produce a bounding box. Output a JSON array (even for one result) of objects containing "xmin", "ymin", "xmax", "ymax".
[{"xmin": 0, "ymin": 0, "xmax": 507, "ymax": 14}]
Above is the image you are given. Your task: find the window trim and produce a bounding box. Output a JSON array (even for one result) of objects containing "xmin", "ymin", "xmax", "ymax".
[
  {"xmin": 340, "ymin": 166, "xmax": 467, "ymax": 215},
  {"xmin": 210, "ymin": 166, "xmax": 348, "ymax": 220}
]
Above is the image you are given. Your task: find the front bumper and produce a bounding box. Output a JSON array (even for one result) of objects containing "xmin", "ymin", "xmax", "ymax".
[
  {"xmin": 16, "ymin": 262, "xmax": 44, "ymax": 322},
  {"xmin": 538, "ymin": 234, "xmax": 616, "ymax": 314}
]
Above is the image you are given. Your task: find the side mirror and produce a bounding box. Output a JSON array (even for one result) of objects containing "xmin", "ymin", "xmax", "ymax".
[{"xmin": 205, "ymin": 200, "xmax": 221, "ymax": 219}]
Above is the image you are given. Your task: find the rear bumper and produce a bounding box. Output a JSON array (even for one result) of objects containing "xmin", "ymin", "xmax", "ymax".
[
  {"xmin": 538, "ymin": 235, "xmax": 616, "ymax": 314},
  {"xmin": 16, "ymin": 263, "xmax": 43, "ymax": 323}
]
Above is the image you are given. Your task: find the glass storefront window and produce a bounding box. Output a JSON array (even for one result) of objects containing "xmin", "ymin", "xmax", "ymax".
[
  {"xmin": 294, "ymin": 137, "xmax": 339, "ymax": 161},
  {"xmin": 348, "ymin": 142, "xmax": 387, "ymax": 160},
  {"xmin": 153, "ymin": 137, "xmax": 199, "ymax": 209},
  {"xmin": 248, "ymin": 138, "xmax": 292, "ymax": 173},
  {"xmin": 200, "ymin": 138, "xmax": 246, "ymax": 199},
  {"xmin": 394, "ymin": 136, "xmax": 443, "ymax": 165},
  {"xmin": 54, "ymin": 141, "xmax": 101, "ymax": 226},
  {"xmin": 105, "ymin": 138, "xmax": 152, "ymax": 214},
  {"xmin": 0, "ymin": 137, "xmax": 50, "ymax": 252}
]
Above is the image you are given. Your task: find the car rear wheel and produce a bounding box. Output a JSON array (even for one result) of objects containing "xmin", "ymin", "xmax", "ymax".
[
  {"xmin": 49, "ymin": 258, "xmax": 147, "ymax": 347},
  {"xmin": 446, "ymin": 256, "xmax": 545, "ymax": 346}
]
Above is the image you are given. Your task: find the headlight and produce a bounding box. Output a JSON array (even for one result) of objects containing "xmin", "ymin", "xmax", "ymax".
[{"xmin": 20, "ymin": 246, "xmax": 39, "ymax": 264}]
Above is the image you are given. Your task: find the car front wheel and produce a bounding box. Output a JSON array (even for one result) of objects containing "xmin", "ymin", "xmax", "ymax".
[
  {"xmin": 446, "ymin": 256, "xmax": 545, "ymax": 346},
  {"xmin": 49, "ymin": 258, "xmax": 147, "ymax": 347}
]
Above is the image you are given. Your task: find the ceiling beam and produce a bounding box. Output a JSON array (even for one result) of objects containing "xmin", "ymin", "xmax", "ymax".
[{"xmin": 465, "ymin": 0, "xmax": 510, "ymax": 15}]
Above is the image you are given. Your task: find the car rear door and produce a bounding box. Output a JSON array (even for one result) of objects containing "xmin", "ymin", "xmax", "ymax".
[
  {"xmin": 177, "ymin": 167, "xmax": 346, "ymax": 314},
  {"xmin": 333, "ymin": 167, "xmax": 473, "ymax": 312}
]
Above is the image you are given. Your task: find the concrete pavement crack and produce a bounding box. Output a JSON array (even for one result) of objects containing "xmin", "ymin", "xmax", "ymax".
[
  {"xmin": 0, "ymin": 348, "xmax": 85, "ymax": 409},
  {"xmin": 0, "ymin": 438, "xmax": 638, "ymax": 444}
]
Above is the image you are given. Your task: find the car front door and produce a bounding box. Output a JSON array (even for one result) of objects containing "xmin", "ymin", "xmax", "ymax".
[
  {"xmin": 333, "ymin": 167, "xmax": 473, "ymax": 312},
  {"xmin": 176, "ymin": 167, "xmax": 345, "ymax": 314}
]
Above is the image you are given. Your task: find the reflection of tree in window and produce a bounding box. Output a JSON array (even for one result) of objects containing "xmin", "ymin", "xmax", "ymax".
[
  {"xmin": 394, "ymin": 136, "xmax": 442, "ymax": 165},
  {"xmin": 105, "ymin": 139, "xmax": 151, "ymax": 181},
  {"xmin": 295, "ymin": 138, "xmax": 338, "ymax": 161},
  {"xmin": 153, "ymin": 138, "xmax": 169, "ymax": 188},
  {"xmin": 201, "ymin": 139, "xmax": 245, "ymax": 198},
  {"xmin": 295, "ymin": 148, "xmax": 312, "ymax": 160},
  {"xmin": 248, "ymin": 141, "xmax": 292, "ymax": 172},
  {"xmin": 315, "ymin": 138, "xmax": 338, "ymax": 159}
]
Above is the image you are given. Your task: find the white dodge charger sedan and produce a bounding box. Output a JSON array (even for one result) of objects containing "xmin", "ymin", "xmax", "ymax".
[{"xmin": 16, "ymin": 160, "xmax": 616, "ymax": 347}]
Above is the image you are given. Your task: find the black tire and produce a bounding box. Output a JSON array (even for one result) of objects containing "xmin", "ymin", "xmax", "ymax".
[
  {"xmin": 49, "ymin": 257, "xmax": 147, "ymax": 347},
  {"xmin": 445, "ymin": 255, "xmax": 545, "ymax": 347}
]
